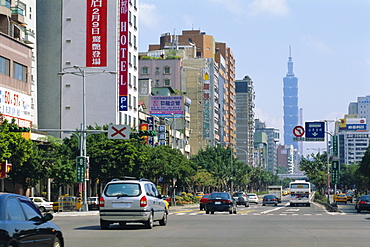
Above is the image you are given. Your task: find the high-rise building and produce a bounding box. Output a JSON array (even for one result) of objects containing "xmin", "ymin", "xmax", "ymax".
[
  {"xmin": 348, "ymin": 95, "xmax": 370, "ymax": 130},
  {"xmin": 283, "ymin": 48, "xmax": 299, "ymax": 150},
  {"xmin": 37, "ymin": 0, "xmax": 139, "ymax": 137},
  {"xmin": 142, "ymin": 30, "xmax": 235, "ymax": 154},
  {"xmin": 0, "ymin": 0, "xmax": 35, "ymax": 137},
  {"xmin": 235, "ymin": 75, "xmax": 255, "ymax": 166}
]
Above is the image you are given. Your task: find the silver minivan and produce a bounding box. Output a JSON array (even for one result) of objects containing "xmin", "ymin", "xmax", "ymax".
[{"xmin": 99, "ymin": 178, "xmax": 167, "ymax": 229}]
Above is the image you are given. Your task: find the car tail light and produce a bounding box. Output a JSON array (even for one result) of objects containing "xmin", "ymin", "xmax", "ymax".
[
  {"xmin": 140, "ymin": 196, "xmax": 148, "ymax": 207},
  {"xmin": 360, "ymin": 201, "xmax": 366, "ymax": 204},
  {"xmin": 99, "ymin": 196, "xmax": 105, "ymax": 207},
  {"xmin": 272, "ymin": 198, "xmax": 277, "ymax": 201}
]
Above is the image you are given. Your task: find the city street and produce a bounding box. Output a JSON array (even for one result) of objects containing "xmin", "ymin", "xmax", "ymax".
[{"xmin": 53, "ymin": 199, "xmax": 370, "ymax": 247}]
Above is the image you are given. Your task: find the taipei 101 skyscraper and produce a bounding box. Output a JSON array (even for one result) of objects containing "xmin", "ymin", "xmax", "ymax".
[{"xmin": 283, "ymin": 47, "xmax": 299, "ymax": 150}]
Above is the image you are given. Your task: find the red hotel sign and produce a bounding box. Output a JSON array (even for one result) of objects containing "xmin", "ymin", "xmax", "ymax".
[
  {"xmin": 86, "ymin": 0, "xmax": 107, "ymax": 67},
  {"xmin": 118, "ymin": 0, "xmax": 128, "ymax": 111}
]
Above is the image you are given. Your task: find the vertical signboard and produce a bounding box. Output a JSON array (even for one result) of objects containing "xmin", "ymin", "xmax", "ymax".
[
  {"xmin": 76, "ymin": 157, "xmax": 86, "ymax": 183},
  {"xmin": 118, "ymin": 0, "xmax": 129, "ymax": 111},
  {"xmin": 147, "ymin": 117, "xmax": 155, "ymax": 146},
  {"xmin": 86, "ymin": 0, "xmax": 107, "ymax": 67}
]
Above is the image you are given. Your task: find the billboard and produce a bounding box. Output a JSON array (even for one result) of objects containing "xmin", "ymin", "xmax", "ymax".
[
  {"xmin": 118, "ymin": 0, "xmax": 129, "ymax": 111},
  {"xmin": 150, "ymin": 96, "xmax": 184, "ymax": 115},
  {"xmin": 0, "ymin": 87, "xmax": 32, "ymax": 128},
  {"xmin": 340, "ymin": 118, "xmax": 366, "ymax": 131},
  {"xmin": 86, "ymin": 0, "xmax": 107, "ymax": 67}
]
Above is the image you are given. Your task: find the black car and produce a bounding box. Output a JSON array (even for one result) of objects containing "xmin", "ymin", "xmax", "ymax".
[
  {"xmin": 356, "ymin": 195, "xmax": 370, "ymax": 213},
  {"xmin": 0, "ymin": 193, "xmax": 64, "ymax": 247},
  {"xmin": 205, "ymin": 192, "xmax": 237, "ymax": 214},
  {"xmin": 262, "ymin": 194, "xmax": 278, "ymax": 206}
]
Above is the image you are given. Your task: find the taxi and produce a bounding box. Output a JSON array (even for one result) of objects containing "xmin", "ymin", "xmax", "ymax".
[
  {"xmin": 334, "ymin": 193, "xmax": 347, "ymax": 204},
  {"xmin": 195, "ymin": 192, "xmax": 204, "ymax": 199}
]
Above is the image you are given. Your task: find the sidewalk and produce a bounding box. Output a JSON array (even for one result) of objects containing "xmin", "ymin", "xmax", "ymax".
[{"xmin": 52, "ymin": 203, "xmax": 200, "ymax": 217}]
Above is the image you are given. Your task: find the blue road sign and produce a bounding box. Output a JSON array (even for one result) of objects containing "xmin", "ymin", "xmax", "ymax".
[{"xmin": 305, "ymin": 122, "xmax": 325, "ymax": 141}]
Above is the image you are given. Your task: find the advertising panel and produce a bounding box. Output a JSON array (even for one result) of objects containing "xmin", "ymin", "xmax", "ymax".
[
  {"xmin": 86, "ymin": 0, "xmax": 107, "ymax": 67},
  {"xmin": 150, "ymin": 96, "xmax": 184, "ymax": 115},
  {"xmin": 0, "ymin": 87, "xmax": 32, "ymax": 128},
  {"xmin": 340, "ymin": 118, "xmax": 366, "ymax": 131},
  {"xmin": 118, "ymin": 0, "xmax": 129, "ymax": 111}
]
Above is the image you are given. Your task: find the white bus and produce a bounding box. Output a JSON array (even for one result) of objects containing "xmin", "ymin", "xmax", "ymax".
[{"xmin": 289, "ymin": 180, "xmax": 311, "ymax": 207}]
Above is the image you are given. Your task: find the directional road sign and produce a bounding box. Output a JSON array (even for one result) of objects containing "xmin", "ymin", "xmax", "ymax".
[
  {"xmin": 305, "ymin": 122, "xmax": 325, "ymax": 141},
  {"xmin": 108, "ymin": 125, "xmax": 130, "ymax": 139}
]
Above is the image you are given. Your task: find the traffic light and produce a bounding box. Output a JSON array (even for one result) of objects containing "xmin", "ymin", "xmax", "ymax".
[
  {"xmin": 9, "ymin": 127, "xmax": 30, "ymax": 132},
  {"xmin": 138, "ymin": 130, "xmax": 157, "ymax": 136}
]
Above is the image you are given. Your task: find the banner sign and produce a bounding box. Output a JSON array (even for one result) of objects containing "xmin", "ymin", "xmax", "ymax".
[
  {"xmin": 150, "ymin": 96, "xmax": 184, "ymax": 115},
  {"xmin": 118, "ymin": 0, "xmax": 129, "ymax": 111},
  {"xmin": 86, "ymin": 0, "xmax": 107, "ymax": 67}
]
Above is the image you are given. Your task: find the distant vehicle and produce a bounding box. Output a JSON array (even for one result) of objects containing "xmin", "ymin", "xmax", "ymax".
[
  {"xmin": 205, "ymin": 192, "xmax": 237, "ymax": 214},
  {"xmin": 195, "ymin": 192, "xmax": 204, "ymax": 199},
  {"xmin": 199, "ymin": 194, "xmax": 210, "ymax": 210},
  {"xmin": 232, "ymin": 192, "xmax": 249, "ymax": 207},
  {"xmin": 334, "ymin": 193, "xmax": 347, "ymax": 204},
  {"xmin": 268, "ymin": 186, "xmax": 282, "ymax": 203},
  {"xmin": 345, "ymin": 193, "xmax": 353, "ymax": 203},
  {"xmin": 289, "ymin": 180, "xmax": 311, "ymax": 207},
  {"xmin": 0, "ymin": 193, "xmax": 64, "ymax": 247},
  {"xmin": 356, "ymin": 195, "xmax": 370, "ymax": 213},
  {"xmin": 53, "ymin": 195, "xmax": 80, "ymax": 212},
  {"xmin": 87, "ymin": 196, "xmax": 99, "ymax": 210},
  {"xmin": 30, "ymin": 197, "xmax": 54, "ymax": 212},
  {"xmin": 247, "ymin": 193, "xmax": 259, "ymax": 204},
  {"xmin": 262, "ymin": 195, "xmax": 278, "ymax": 206}
]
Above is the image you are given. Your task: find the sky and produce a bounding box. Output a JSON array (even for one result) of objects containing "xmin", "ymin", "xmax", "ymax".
[{"xmin": 138, "ymin": 0, "xmax": 370, "ymax": 154}]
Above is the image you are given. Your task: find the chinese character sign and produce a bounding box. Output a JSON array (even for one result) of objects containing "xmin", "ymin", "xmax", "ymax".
[
  {"xmin": 118, "ymin": 0, "xmax": 129, "ymax": 111},
  {"xmin": 86, "ymin": 0, "xmax": 107, "ymax": 67}
]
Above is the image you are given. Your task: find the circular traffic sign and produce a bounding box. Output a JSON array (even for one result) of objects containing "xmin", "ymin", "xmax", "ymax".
[{"xmin": 293, "ymin": 126, "xmax": 305, "ymax": 137}]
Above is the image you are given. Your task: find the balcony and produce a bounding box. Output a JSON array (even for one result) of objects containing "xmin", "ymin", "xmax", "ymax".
[
  {"xmin": 23, "ymin": 29, "xmax": 35, "ymax": 44},
  {"xmin": 0, "ymin": 0, "xmax": 11, "ymax": 17},
  {"xmin": 11, "ymin": 6, "xmax": 25, "ymax": 24}
]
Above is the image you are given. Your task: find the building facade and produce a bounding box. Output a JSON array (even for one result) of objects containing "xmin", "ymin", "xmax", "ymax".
[
  {"xmin": 0, "ymin": 0, "xmax": 35, "ymax": 135},
  {"xmin": 37, "ymin": 0, "xmax": 139, "ymax": 137},
  {"xmin": 235, "ymin": 75, "xmax": 255, "ymax": 166}
]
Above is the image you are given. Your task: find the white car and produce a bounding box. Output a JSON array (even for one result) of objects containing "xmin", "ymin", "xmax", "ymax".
[
  {"xmin": 247, "ymin": 193, "xmax": 259, "ymax": 204},
  {"xmin": 99, "ymin": 178, "xmax": 168, "ymax": 229},
  {"xmin": 30, "ymin": 197, "xmax": 54, "ymax": 212}
]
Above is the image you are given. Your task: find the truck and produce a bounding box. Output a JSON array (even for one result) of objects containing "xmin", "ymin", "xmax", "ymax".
[{"xmin": 268, "ymin": 186, "xmax": 282, "ymax": 203}]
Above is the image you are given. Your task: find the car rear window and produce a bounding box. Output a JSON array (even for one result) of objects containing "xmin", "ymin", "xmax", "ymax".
[
  {"xmin": 210, "ymin": 193, "xmax": 229, "ymax": 199},
  {"xmin": 361, "ymin": 195, "xmax": 370, "ymax": 201},
  {"xmin": 105, "ymin": 183, "xmax": 141, "ymax": 197}
]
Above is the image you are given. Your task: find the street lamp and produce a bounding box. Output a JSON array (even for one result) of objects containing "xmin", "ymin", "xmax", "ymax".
[{"xmin": 58, "ymin": 66, "xmax": 116, "ymax": 211}]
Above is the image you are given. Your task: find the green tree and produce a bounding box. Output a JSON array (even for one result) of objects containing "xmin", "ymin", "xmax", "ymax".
[{"xmin": 299, "ymin": 152, "xmax": 328, "ymax": 195}]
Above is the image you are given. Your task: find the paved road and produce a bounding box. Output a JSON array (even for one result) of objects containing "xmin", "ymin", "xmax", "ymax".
[{"xmin": 52, "ymin": 199, "xmax": 370, "ymax": 247}]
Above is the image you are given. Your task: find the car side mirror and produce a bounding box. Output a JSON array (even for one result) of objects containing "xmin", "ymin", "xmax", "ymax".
[{"xmin": 43, "ymin": 213, "xmax": 53, "ymax": 222}]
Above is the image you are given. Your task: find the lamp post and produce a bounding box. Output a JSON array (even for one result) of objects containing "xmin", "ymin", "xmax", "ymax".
[{"xmin": 58, "ymin": 66, "xmax": 116, "ymax": 211}]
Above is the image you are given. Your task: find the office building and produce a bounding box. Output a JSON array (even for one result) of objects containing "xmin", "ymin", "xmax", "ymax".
[
  {"xmin": 37, "ymin": 0, "xmax": 139, "ymax": 137},
  {"xmin": 235, "ymin": 75, "xmax": 255, "ymax": 166}
]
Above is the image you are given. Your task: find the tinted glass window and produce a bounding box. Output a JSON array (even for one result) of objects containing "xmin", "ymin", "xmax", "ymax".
[
  {"xmin": 361, "ymin": 195, "xmax": 370, "ymax": 201},
  {"xmin": 105, "ymin": 183, "xmax": 140, "ymax": 197},
  {"xmin": 145, "ymin": 184, "xmax": 154, "ymax": 197},
  {"xmin": 210, "ymin": 193, "xmax": 229, "ymax": 199},
  {"xmin": 150, "ymin": 184, "xmax": 159, "ymax": 197},
  {"xmin": 19, "ymin": 198, "xmax": 42, "ymax": 221},
  {"xmin": 7, "ymin": 197, "xmax": 26, "ymax": 221}
]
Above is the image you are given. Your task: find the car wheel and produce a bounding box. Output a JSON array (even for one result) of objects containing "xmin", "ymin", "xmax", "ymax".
[
  {"xmin": 262, "ymin": 204, "xmax": 265, "ymax": 206},
  {"xmin": 159, "ymin": 212, "xmax": 167, "ymax": 226},
  {"xmin": 200, "ymin": 206, "xmax": 203, "ymax": 210},
  {"xmin": 119, "ymin": 222, "xmax": 126, "ymax": 227},
  {"xmin": 54, "ymin": 237, "xmax": 62, "ymax": 247},
  {"xmin": 345, "ymin": 201, "xmax": 347, "ymax": 204},
  {"xmin": 274, "ymin": 203, "xmax": 277, "ymax": 206},
  {"xmin": 233, "ymin": 208, "xmax": 237, "ymax": 214},
  {"xmin": 357, "ymin": 209, "xmax": 361, "ymax": 213},
  {"xmin": 39, "ymin": 206, "xmax": 45, "ymax": 212},
  {"xmin": 229, "ymin": 209, "xmax": 233, "ymax": 214},
  {"xmin": 144, "ymin": 213, "xmax": 154, "ymax": 229},
  {"xmin": 211, "ymin": 211, "xmax": 215, "ymax": 214},
  {"xmin": 100, "ymin": 219, "xmax": 110, "ymax": 229},
  {"xmin": 206, "ymin": 210, "xmax": 209, "ymax": 214}
]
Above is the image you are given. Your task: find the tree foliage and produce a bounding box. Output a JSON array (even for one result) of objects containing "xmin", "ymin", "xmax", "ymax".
[{"xmin": 299, "ymin": 152, "xmax": 328, "ymax": 195}]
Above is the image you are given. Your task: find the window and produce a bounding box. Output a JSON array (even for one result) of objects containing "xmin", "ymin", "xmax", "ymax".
[
  {"xmin": 13, "ymin": 62, "xmax": 27, "ymax": 82},
  {"xmin": 142, "ymin": 66, "xmax": 148, "ymax": 74},
  {"xmin": 133, "ymin": 75, "xmax": 137, "ymax": 88},
  {"xmin": 0, "ymin": 56, "xmax": 10, "ymax": 76},
  {"xmin": 7, "ymin": 197, "xmax": 26, "ymax": 221},
  {"xmin": 164, "ymin": 78, "xmax": 170, "ymax": 86},
  {"xmin": 155, "ymin": 67, "xmax": 160, "ymax": 74},
  {"xmin": 155, "ymin": 80, "xmax": 160, "ymax": 86},
  {"xmin": 133, "ymin": 35, "xmax": 137, "ymax": 48},
  {"xmin": 164, "ymin": 66, "xmax": 170, "ymax": 74}
]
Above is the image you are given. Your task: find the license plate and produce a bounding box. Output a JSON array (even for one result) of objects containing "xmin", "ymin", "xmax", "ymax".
[
  {"xmin": 112, "ymin": 202, "xmax": 131, "ymax": 208},
  {"xmin": 215, "ymin": 201, "xmax": 221, "ymax": 205}
]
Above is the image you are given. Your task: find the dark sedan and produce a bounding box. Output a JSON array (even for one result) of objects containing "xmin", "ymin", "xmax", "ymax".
[
  {"xmin": 199, "ymin": 194, "xmax": 210, "ymax": 210},
  {"xmin": 205, "ymin": 192, "xmax": 237, "ymax": 214},
  {"xmin": 262, "ymin": 194, "xmax": 278, "ymax": 206},
  {"xmin": 0, "ymin": 193, "xmax": 64, "ymax": 247},
  {"xmin": 356, "ymin": 195, "xmax": 370, "ymax": 213}
]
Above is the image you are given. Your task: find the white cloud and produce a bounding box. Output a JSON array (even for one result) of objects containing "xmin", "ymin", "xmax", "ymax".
[
  {"xmin": 248, "ymin": 0, "xmax": 290, "ymax": 16},
  {"xmin": 301, "ymin": 35, "xmax": 332, "ymax": 54},
  {"xmin": 138, "ymin": 3, "xmax": 162, "ymax": 29},
  {"xmin": 207, "ymin": 0, "xmax": 245, "ymax": 15}
]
